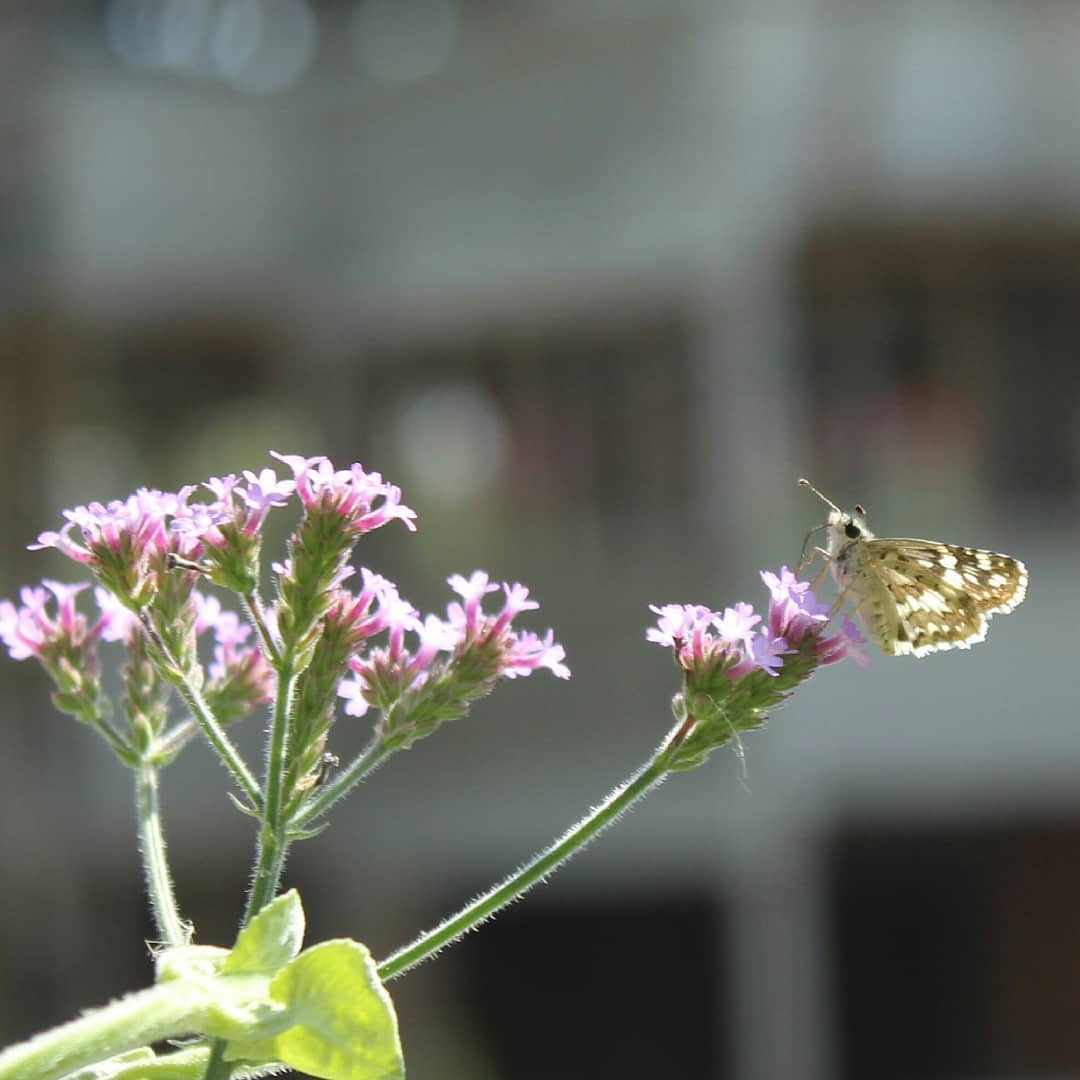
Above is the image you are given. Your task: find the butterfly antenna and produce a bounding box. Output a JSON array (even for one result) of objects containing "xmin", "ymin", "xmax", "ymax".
[{"xmin": 797, "ymin": 477, "xmax": 843, "ymax": 516}]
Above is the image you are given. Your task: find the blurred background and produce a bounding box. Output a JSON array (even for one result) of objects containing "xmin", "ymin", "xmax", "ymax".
[{"xmin": 0, "ymin": 2, "xmax": 1075, "ymax": 1078}]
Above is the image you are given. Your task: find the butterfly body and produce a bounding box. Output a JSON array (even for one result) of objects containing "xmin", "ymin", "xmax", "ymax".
[{"xmin": 803, "ymin": 481, "xmax": 1028, "ymax": 658}]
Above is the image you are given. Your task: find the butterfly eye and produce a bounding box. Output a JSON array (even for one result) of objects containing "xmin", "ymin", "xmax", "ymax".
[{"xmin": 844, "ymin": 522, "xmax": 861, "ymax": 539}]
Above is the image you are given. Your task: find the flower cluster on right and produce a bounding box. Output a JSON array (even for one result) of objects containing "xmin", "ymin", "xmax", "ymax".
[{"xmin": 647, "ymin": 566, "xmax": 866, "ymax": 769}]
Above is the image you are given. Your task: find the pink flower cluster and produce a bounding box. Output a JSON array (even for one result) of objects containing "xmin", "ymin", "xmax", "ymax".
[
  {"xmin": 271, "ymin": 452, "xmax": 416, "ymax": 536},
  {"xmin": 0, "ymin": 580, "xmax": 134, "ymax": 663},
  {"xmin": 8, "ymin": 452, "xmax": 570, "ymax": 746},
  {"xmin": 648, "ymin": 566, "xmax": 866, "ymax": 680},
  {"xmin": 339, "ymin": 570, "xmax": 570, "ymax": 719}
]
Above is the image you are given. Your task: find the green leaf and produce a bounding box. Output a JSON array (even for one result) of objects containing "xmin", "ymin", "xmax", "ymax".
[
  {"xmin": 225, "ymin": 889, "xmax": 305, "ymax": 975},
  {"xmin": 226, "ymin": 939, "xmax": 404, "ymax": 1080},
  {"xmin": 65, "ymin": 1045, "xmax": 290, "ymax": 1079}
]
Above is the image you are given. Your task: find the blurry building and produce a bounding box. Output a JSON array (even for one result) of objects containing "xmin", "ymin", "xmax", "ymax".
[{"xmin": 1, "ymin": 3, "xmax": 1078, "ymax": 1078}]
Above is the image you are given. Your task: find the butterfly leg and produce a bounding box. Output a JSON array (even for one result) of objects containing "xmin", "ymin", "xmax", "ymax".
[
  {"xmin": 797, "ymin": 546, "xmax": 831, "ymax": 589},
  {"xmin": 827, "ymin": 579, "xmax": 857, "ymax": 619}
]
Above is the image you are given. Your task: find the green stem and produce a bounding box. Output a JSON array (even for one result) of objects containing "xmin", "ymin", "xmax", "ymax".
[
  {"xmin": 153, "ymin": 718, "xmax": 200, "ymax": 763},
  {"xmin": 377, "ymin": 714, "xmax": 694, "ymax": 981},
  {"xmin": 171, "ymin": 670, "xmax": 262, "ymax": 809},
  {"xmin": 136, "ymin": 764, "xmax": 188, "ymax": 948},
  {"xmin": 241, "ymin": 592, "xmax": 280, "ymax": 668},
  {"xmin": 242, "ymin": 664, "xmax": 297, "ymax": 924},
  {"xmin": 201, "ymin": 1037, "xmax": 232, "ymax": 1080},
  {"xmin": 140, "ymin": 612, "xmax": 261, "ymax": 808},
  {"xmin": 0, "ymin": 977, "xmax": 269, "ymax": 1080},
  {"xmin": 292, "ymin": 733, "xmax": 394, "ymax": 828},
  {"xmin": 95, "ymin": 713, "xmax": 134, "ymax": 761},
  {"xmin": 0, "ymin": 984, "xmax": 173, "ymax": 1080}
]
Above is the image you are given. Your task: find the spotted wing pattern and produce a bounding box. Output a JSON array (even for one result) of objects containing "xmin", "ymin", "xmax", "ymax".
[{"xmin": 843, "ymin": 539, "xmax": 1027, "ymax": 658}]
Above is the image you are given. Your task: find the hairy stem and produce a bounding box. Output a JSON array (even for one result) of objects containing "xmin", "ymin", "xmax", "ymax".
[
  {"xmin": 242, "ymin": 664, "xmax": 298, "ymax": 924},
  {"xmin": 377, "ymin": 714, "xmax": 694, "ymax": 980},
  {"xmin": 241, "ymin": 592, "xmax": 280, "ymax": 668},
  {"xmin": 292, "ymin": 733, "xmax": 394, "ymax": 828},
  {"xmin": 136, "ymin": 764, "xmax": 188, "ymax": 948},
  {"xmin": 140, "ymin": 612, "xmax": 261, "ymax": 807}
]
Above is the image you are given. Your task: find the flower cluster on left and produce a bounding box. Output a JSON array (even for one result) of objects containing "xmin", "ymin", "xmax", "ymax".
[
  {"xmin": 0, "ymin": 451, "xmax": 570, "ymax": 1080},
  {"xmin": 0, "ymin": 450, "xmax": 568, "ymax": 887},
  {"xmin": 1, "ymin": 477, "xmax": 283, "ymax": 767}
]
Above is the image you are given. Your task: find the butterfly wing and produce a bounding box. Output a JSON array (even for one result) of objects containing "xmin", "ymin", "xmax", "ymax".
[{"xmin": 856, "ymin": 539, "xmax": 1027, "ymax": 657}]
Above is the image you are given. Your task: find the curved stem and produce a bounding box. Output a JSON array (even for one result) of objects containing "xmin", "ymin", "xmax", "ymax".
[
  {"xmin": 292, "ymin": 733, "xmax": 394, "ymax": 828},
  {"xmin": 171, "ymin": 670, "xmax": 262, "ymax": 808},
  {"xmin": 136, "ymin": 764, "xmax": 188, "ymax": 948},
  {"xmin": 95, "ymin": 713, "xmax": 134, "ymax": 761},
  {"xmin": 153, "ymin": 718, "xmax": 200, "ymax": 763},
  {"xmin": 241, "ymin": 592, "xmax": 280, "ymax": 668},
  {"xmin": 139, "ymin": 612, "xmax": 261, "ymax": 807},
  {"xmin": 242, "ymin": 664, "xmax": 298, "ymax": 924},
  {"xmin": 377, "ymin": 714, "xmax": 694, "ymax": 981}
]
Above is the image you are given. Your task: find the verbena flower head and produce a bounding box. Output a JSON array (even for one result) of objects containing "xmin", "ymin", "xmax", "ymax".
[
  {"xmin": 270, "ymin": 452, "xmax": 417, "ymax": 663},
  {"xmin": 647, "ymin": 601, "xmax": 782, "ymax": 680},
  {"xmin": 193, "ymin": 592, "xmax": 277, "ymax": 725},
  {"xmin": 170, "ymin": 467, "xmax": 295, "ymax": 594},
  {"xmin": 446, "ymin": 573, "xmax": 571, "ymax": 681},
  {"xmin": 31, "ymin": 490, "xmax": 186, "ymax": 610},
  {"xmin": 648, "ymin": 566, "xmax": 866, "ymax": 768},
  {"xmin": 760, "ymin": 567, "xmax": 868, "ymax": 673},
  {"xmin": 270, "ymin": 452, "xmax": 416, "ymax": 536},
  {"xmin": 13, "ymin": 450, "xmax": 572, "ymax": 795},
  {"xmin": 339, "ymin": 571, "xmax": 569, "ymax": 750},
  {"xmin": 281, "ymin": 570, "xmax": 417, "ymax": 809},
  {"xmin": 0, "ymin": 580, "xmax": 125, "ymax": 723}
]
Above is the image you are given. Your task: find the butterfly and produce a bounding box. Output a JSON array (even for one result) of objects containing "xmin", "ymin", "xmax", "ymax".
[{"xmin": 799, "ymin": 479, "xmax": 1028, "ymax": 657}]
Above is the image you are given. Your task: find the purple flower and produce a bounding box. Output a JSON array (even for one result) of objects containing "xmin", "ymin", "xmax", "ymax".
[
  {"xmin": 499, "ymin": 627, "xmax": 571, "ymax": 679},
  {"xmin": 446, "ymin": 571, "xmax": 570, "ymax": 681},
  {"xmin": 188, "ymin": 590, "xmax": 276, "ymax": 714},
  {"xmin": 649, "ymin": 565, "xmax": 869, "ymax": 689},
  {"xmin": 344, "ymin": 606, "xmax": 447, "ymax": 711},
  {"xmin": 270, "ymin": 451, "xmax": 417, "ymax": 536},
  {"xmin": 647, "ymin": 601, "xmax": 779, "ymax": 680},
  {"xmin": 0, "ymin": 579, "xmax": 100, "ymax": 661},
  {"xmin": 760, "ymin": 565, "xmax": 866, "ymax": 668},
  {"xmin": 340, "ymin": 572, "xmax": 569, "ymax": 740},
  {"xmin": 171, "ymin": 467, "xmax": 293, "ymax": 550},
  {"xmin": 237, "ymin": 468, "xmax": 295, "ymax": 533},
  {"xmin": 815, "ymin": 615, "xmax": 870, "ymax": 667},
  {"xmin": 325, "ymin": 569, "xmax": 418, "ymax": 654},
  {"xmin": 646, "ymin": 604, "xmax": 715, "ymax": 649},
  {"xmin": 760, "ymin": 567, "xmax": 830, "ymax": 642},
  {"xmin": 338, "ymin": 673, "xmax": 371, "ymax": 718},
  {"xmin": 92, "ymin": 587, "xmax": 140, "ymax": 643},
  {"xmin": 712, "ymin": 602, "xmax": 762, "ymax": 654},
  {"xmin": 31, "ymin": 490, "xmax": 186, "ymax": 608},
  {"xmin": 447, "ymin": 572, "xmax": 501, "ymax": 635}
]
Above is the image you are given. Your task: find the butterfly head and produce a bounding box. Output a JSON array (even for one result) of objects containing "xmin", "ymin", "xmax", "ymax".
[{"xmin": 798, "ymin": 478, "xmax": 875, "ymax": 558}]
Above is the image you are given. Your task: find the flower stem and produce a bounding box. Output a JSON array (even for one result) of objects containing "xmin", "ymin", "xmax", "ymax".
[
  {"xmin": 139, "ymin": 611, "xmax": 261, "ymax": 807},
  {"xmin": 171, "ymin": 670, "xmax": 262, "ymax": 809},
  {"xmin": 0, "ymin": 981, "xmax": 227, "ymax": 1080},
  {"xmin": 95, "ymin": 713, "xmax": 134, "ymax": 761},
  {"xmin": 201, "ymin": 1037, "xmax": 232, "ymax": 1080},
  {"xmin": 292, "ymin": 733, "xmax": 394, "ymax": 829},
  {"xmin": 376, "ymin": 714, "xmax": 694, "ymax": 981},
  {"xmin": 242, "ymin": 664, "xmax": 297, "ymax": 924},
  {"xmin": 241, "ymin": 592, "xmax": 280, "ymax": 668},
  {"xmin": 153, "ymin": 718, "xmax": 200, "ymax": 763},
  {"xmin": 136, "ymin": 764, "xmax": 188, "ymax": 948}
]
